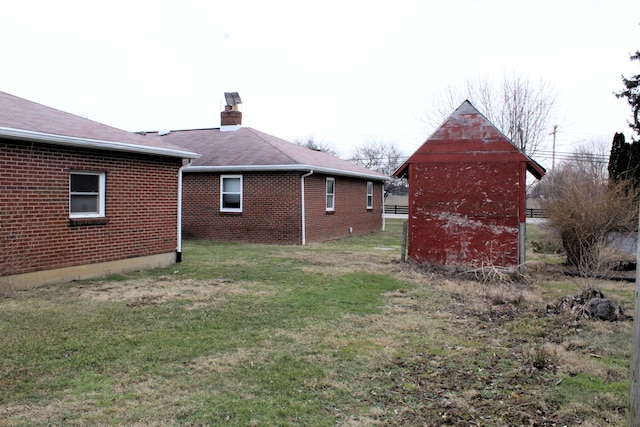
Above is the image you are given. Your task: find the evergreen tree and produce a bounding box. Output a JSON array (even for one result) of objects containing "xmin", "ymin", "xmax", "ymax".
[
  {"xmin": 609, "ymin": 132, "xmax": 631, "ymax": 183},
  {"xmin": 608, "ymin": 132, "xmax": 625, "ymax": 182},
  {"xmin": 608, "ymin": 132, "xmax": 640, "ymax": 187},
  {"xmin": 615, "ymin": 50, "xmax": 640, "ymax": 139},
  {"xmin": 609, "ymin": 48, "xmax": 640, "ymax": 187}
]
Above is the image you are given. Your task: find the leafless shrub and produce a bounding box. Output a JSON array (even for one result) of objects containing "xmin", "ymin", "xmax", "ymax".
[{"xmin": 537, "ymin": 146, "xmax": 638, "ymax": 279}]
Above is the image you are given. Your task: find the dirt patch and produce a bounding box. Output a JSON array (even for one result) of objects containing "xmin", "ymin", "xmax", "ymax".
[
  {"xmin": 291, "ymin": 250, "xmax": 401, "ymax": 274},
  {"xmin": 75, "ymin": 277, "xmax": 255, "ymax": 308}
]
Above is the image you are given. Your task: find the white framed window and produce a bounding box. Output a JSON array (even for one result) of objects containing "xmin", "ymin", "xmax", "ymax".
[
  {"xmin": 69, "ymin": 171, "xmax": 105, "ymax": 218},
  {"xmin": 221, "ymin": 175, "xmax": 242, "ymax": 212},
  {"xmin": 326, "ymin": 177, "xmax": 335, "ymax": 211},
  {"xmin": 366, "ymin": 181, "xmax": 373, "ymax": 209}
]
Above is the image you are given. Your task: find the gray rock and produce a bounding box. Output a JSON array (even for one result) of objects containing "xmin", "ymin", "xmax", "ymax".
[{"xmin": 584, "ymin": 298, "xmax": 618, "ymax": 321}]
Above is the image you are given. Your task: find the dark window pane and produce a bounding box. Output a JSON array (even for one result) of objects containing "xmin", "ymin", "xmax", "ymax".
[
  {"xmin": 223, "ymin": 194, "xmax": 241, "ymax": 209},
  {"xmin": 326, "ymin": 180, "xmax": 334, "ymax": 193},
  {"xmin": 71, "ymin": 195, "xmax": 98, "ymax": 213},
  {"xmin": 71, "ymin": 174, "xmax": 99, "ymax": 192}
]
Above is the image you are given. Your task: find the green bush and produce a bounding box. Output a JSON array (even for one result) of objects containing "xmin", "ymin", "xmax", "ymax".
[{"xmin": 530, "ymin": 238, "xmax": 563, "ymax": 254}]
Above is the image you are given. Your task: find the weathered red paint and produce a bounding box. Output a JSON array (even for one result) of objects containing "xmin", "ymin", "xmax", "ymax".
[{"xmin": 394, "ymin": 101, "xmax": 545, "ymax": 268}]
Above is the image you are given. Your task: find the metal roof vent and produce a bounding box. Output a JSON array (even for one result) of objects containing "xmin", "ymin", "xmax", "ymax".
[{"xmin": 224, "ymin": 92, "xmax": 242, "ymax": 110}]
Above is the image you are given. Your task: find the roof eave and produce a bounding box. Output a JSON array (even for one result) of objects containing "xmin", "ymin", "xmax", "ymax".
[
  {"xmin": 526, "ymin": 160, "xmax": 546, "ymax": 180},
  {"xmin": 392, "ymin": 161, "xmax": 410, "ymax": 179},
  {"xmin": 0, "ymin": 126, "xmax": 200, "ymax": 159},
  {"xmin": 185, "ymin": 164, "xmax": 389, "ymax": 181},
  {"xmin": 392, "ymin": 156, "xmax": 545, "ymax": 181}
]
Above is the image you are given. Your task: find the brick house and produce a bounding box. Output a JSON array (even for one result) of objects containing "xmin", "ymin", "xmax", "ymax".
[
  {"xmin": 393, "ymin": 100, "xmax": 545, "ymax": 268},
  {"xmin": 0, "ymin": 91, "xmax": 199, "ymax": 290},
  {"xmin": 148, "ymin": 97, "xmax": 388, "ymax": 244}
]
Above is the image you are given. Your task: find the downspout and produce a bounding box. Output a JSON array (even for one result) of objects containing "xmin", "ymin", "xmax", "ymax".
[
  {"xmin": 176, "ymin": 159, "xmax": 193, "ymax": 262},
  {"xmin": 300, "ymin": 169, "xmax": 314, "ymax": 245},
  {"xmin": 381, "ymin": 183, "xmax": 386, "ymax": 231}
]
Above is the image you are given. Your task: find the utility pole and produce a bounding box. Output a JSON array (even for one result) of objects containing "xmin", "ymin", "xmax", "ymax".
[{"xmin": 550, "ymin": 125, "xmax": 558, "ymax": 169}]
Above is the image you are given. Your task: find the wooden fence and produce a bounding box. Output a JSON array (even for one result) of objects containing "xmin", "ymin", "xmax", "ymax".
[
  {"xmin": 526, "ymin": 208, "xmax": 547, "ymax": 218},
  {"xmin": 383, "ymin": 205, "xmax": 409, "ymax": 215}
]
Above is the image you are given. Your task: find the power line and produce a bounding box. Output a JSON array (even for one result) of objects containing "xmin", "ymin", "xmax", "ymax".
[{"xmin": 535, "ymin": 150, "xmax": 609, "ymax": 162}]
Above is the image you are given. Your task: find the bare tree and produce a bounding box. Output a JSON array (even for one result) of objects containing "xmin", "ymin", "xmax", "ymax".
[
  {"xmin": 537, "ymin": 144, "xmax": 637, "ymax": 275},
  {"xmin": 426, "ymin": 72, "xmax": 557, "ymax": 155},
  {"xmin": 350, "ymin": 139, "xmax": 407, "ymax": 194},
  {"xmin": 350, "ymin": 139, "xmax": 404, "ymax": 176}
]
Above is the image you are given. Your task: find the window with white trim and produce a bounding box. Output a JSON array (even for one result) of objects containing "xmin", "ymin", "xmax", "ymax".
[
  {"xmin": 221, "ymin": 175, "xmax": 242, "ymax": 212},
  {"xmin": 366, "ymin": 181, "xmax": 373, "ymax": 209},
  {"xmin": 326, "ymin": 177, "xmax": 335, "ymax": 211},
  {"xmin": 70, "ymin": 172, "xmax": 105, "ymax": 218}
]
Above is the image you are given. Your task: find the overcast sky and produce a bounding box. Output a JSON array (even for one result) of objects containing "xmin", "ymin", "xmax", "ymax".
[{"xmin": 1, "ymin": 0, "xmax": 638, "ymax": 168}]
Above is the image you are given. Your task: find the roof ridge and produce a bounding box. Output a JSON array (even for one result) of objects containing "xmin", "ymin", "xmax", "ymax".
[{"xmin": 244, "ymin": 127, "xmax": 302, "ymax": 163}]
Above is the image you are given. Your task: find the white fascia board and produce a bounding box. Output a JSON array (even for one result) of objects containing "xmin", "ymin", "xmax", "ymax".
[
  {"xmin": 0, "ymin": 127, "xmax": 200, "ymax": 159},
  {"xmin": 184, "ymin": 164, "xmax": 390, "ymax": 181}
]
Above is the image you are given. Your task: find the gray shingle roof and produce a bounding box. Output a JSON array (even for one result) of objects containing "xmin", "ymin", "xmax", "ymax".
[
  {"xmin": 0, "ymin": 91, "xmax": 198, "ymax": 158},
  {"xmin": 146, "ymin": 127, "xmax": 388, "ymax": 180}
]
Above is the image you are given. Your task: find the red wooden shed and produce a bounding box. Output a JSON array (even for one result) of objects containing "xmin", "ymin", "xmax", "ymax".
[{"xmin": 393, "ymin": 100, "xmax": 545, "ymax": 269}]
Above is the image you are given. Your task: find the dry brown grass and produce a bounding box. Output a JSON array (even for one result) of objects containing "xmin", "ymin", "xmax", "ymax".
[
  {"xmin": 1, "ymin": 229, "xmax": 633, "ymax": 426},
  {"xmin": 74, "ymin": 277, "xmax": 270, "ymax": 309}
]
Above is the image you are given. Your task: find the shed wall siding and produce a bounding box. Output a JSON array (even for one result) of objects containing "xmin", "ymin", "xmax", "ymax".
[
  {"xmin": 408, "ymin": 161, "xmax": 521, "ymax": 267},
  {"xmin": 0, "ymin": 139, "xmax": 181, "ymax": 280}
]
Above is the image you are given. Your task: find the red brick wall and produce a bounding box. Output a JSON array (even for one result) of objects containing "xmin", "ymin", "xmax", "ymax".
[
  {"xmin": 182, "ymin": 171, "xmax": 383, "ymax": 244},
  {"xmin": 408, "ymin": 161, "xmax": 521, "ymax": 267},
  {"xmin": 182, "ymin": 171, "xmax": 303, "ymax": 244},
  {"xmin": 303, "ymin": 174, "xmax": 383, "ymax": 243},
  {"xmin": 0, "ymin": 139, "xmax": 181, "ymax": 277}
]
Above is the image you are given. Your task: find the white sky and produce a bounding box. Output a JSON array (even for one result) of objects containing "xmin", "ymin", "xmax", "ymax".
[{"xmin": 1, "ymin": 0, "xmax": 638, "ymax": 169}]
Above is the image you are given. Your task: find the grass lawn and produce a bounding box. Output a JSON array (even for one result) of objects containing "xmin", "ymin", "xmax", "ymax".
[{"xmin": 0, "ymin": 220, "xmax": 633, "ymax": 426}]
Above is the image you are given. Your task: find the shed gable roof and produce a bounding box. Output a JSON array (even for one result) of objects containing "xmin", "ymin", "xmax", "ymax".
[
  {"xmin": 147, "ymin": 127, "xmax": 388, "ymax": 181},
  {"xmin": 0, "ymin": 91, "xmax": 198, "ymax": 158},
  {"xmin": 394, "ymin": 100, "xmax": 545, "ymax": 179}
]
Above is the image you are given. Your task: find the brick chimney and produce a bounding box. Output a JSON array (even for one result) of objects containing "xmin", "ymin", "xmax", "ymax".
[{"xmin": 221, "ymin": 92, "xmax": 242, "ymax": 127}]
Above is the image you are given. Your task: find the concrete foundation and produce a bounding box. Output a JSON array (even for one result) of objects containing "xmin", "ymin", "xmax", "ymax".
[{"xmin": 0, "ymin": 253, "xmax": 176, "ymax": 291}]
